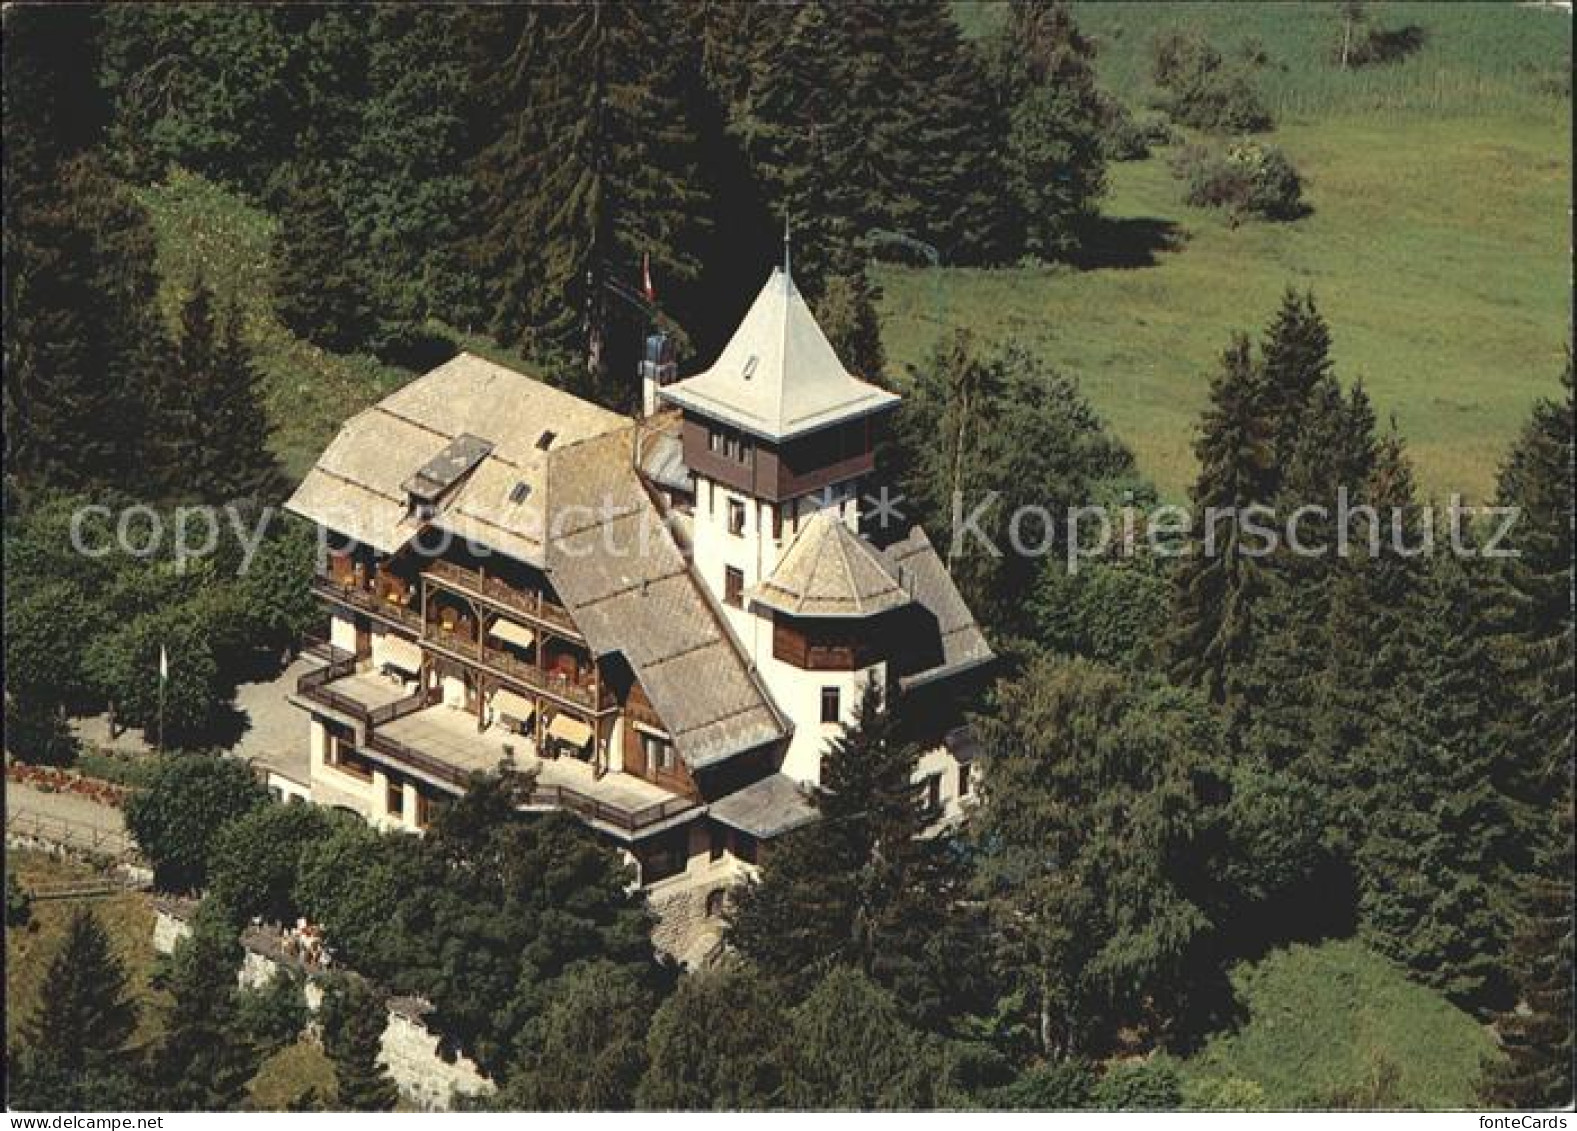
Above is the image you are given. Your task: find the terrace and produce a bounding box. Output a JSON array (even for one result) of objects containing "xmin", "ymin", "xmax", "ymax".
[
  {"xmin": 366, "ymin": 703, "xmax": 698, "ymax": 837},
  {"xmin": 295, "ymin": 646, "xmax": 425, "ymax": 728}
]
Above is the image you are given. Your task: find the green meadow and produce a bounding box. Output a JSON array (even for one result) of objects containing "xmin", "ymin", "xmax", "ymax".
[{"xmin": 889, "ymin": 2, "xmax": 1571, "ymax": 500}]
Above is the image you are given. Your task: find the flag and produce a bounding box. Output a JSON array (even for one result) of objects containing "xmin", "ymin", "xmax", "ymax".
[
  {"xmin": 159, "ymin": 645, "xmax": 169, "ymax": 683},
  {"xmin": 641, "ymin": 252, "xmax": 656, "ymax": 304}
]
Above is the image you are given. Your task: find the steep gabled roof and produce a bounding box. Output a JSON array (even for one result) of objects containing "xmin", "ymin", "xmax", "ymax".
[
  {"xmin": 658, "ymin": 267, "xmax": 899, "ymax": 442},
  {"xmin": 544, "ymin": 429, "xmax": 789, "ymax": 770},
  {"xmin": 285, "ymin": 352, "xmax": 626, "ymax": 563},
  {"xmin": 749, "ymin": 511, "xmax": 911, "ymax": 619}
]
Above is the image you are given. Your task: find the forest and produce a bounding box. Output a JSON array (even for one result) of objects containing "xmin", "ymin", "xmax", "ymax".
[{"xmin": 3, "ymin": 0, "xmax": 1572, "ymax": 1113}]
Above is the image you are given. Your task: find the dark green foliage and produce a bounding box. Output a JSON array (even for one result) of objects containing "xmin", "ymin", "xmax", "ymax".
[
  {"xmin": 293, "ymin": 817, "xmax": 423, "ymax": 981},
  {"xmin": 1480, "ymin": 806, "xmax": 1575, "ymax": 1109},
  {"xmin": 84, "ymin": 610, "xmax": 225, "ymax": 745},
  {"xmin": 498, "ymin": 960, "xmax": 655, "ymax": 1111},
  {"xmin": 5, "ymin": 582, "xmax": 102, "ymax": 712},
  {"xmin": 1030, "ymin": 557, "xmax": 1171, "ymax": 670},
  {"xmin": 973, "ymin": 658, "xmax": 1237, "ymax": 1056},
  {"xmin": 1168, "ymin": 334, "xmax": 1275, "ymax": 718},
  {"xmin": 151, "ymin": 899, "xmax": 265, "ymax": 1111},
  {"xmin": 637, "ymin": 963, "xmax": 788, "ymax": 1110},
  {"xmin": 271, "ymin": 164, "xmax": 375, "ymax": 352},
  {"xmin": 1175, "ymin": 141, "xmax": 1306, "ymax": 221},
  {"xmin": 1093, "ymin": 1058, "xmax": 1184, "ymax": 1111},
  {"xmin": 986, "ymin": 1058, "xmax": 1097, "ymax": 1109},
  {"xmin": 729, "ymin": 682, "xmax": 981, "ymax": 1031},
  {"xmin": 470, "ymin": 3, "xmax": 706, "ymax": 398},
  {"xmin": 209, "ymin": 800, "xmax": 339, "ymax": 924},
  {"xmin": 990, "ymin": 2, "xmax": 1109, "ymax": 259},
  {"xmin": 814, "ymin": 270, "xmax": 887, "ymax": 382},
  {"xmin": 124, "ymin": 753, "xmax": 269, "ymax": 891},
  {"xmin": 6, "ymin": 872, "xmax": 34, "ymax": 928},
  {"xmin": 321, "ymin": 976, "xmax": 398, "ymax": 1112},
  {"xmin": 1150, "ymin": 28, "xmax": 1273, "ymax": 132},
  {"xmin": 3, "ymin": 156, "xmax": 169, "ymax": 496},
  {"xmin": 782, "ymin": 966, "xmax": 943, "ymax": 1109},
  {"xmin": 237, "ymin": 969, "xmax": 310, "ymax": 1058},
  {"xmin": 895, "ymin": 331, "xmax": 1135, "ymax": 630},
  {"xmin": 20, "ymin": 909, "xmax": 137, "ymax": 1081}
]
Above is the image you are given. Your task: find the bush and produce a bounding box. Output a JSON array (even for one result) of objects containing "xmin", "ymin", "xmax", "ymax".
[
  {"xmin": 7, "ymin": 872, "xmax": 34, "ymax": 927},
  {"xmin": 1174, "ymin": 141, "xmax": 1306, "ymax": 221},
  {"xmin": 989, "ymin": 1059, "xmax": 1097, "ymax": 1109},
  {"xmin": 1150, "ymin": 29, "xmax": 1273, "ymax": 133},
  {"xmin": 1094, "ymin": 1058, "xmax": 1185, "ymax": 1111}
]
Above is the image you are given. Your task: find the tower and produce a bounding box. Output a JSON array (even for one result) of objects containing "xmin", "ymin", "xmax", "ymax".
[{"xmin": 658, "ymin": 264, "xmax": 904, "ymax": 782}]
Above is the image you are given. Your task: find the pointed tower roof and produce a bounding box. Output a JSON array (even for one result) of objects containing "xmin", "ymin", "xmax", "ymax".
[
  {"xmin": 748, "ymin": 512, "xmax": 911, "ymax": 619},
  {"xmin": 659, "ymin": 267, "xmax": 899, "ymax": 442}
]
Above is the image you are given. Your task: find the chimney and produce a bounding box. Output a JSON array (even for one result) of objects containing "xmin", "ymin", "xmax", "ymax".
[{"xmin": 639, "ymin": 331, "xmax": 677, "ymax": 417}]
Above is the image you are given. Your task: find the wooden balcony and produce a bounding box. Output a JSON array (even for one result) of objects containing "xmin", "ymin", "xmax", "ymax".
[
  {"xmin": 423, "ymin": 559, "xmax": 581, "ymax": 640},
  {"xmin": 422, "ymin": 625, "xmax": 613, "ymax": 714},
  {"xmin": 312, "ymin": 569, "xmax": 424, "ymax": 634}
]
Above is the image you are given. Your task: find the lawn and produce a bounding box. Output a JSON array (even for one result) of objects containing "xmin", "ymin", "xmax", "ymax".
[
  {"xmin": 888, "ymin": 2, "xmax": 1571, "ymax": 500},
  {"xmin": 1178, "ymin": 939, "xmax": 1501, "ymax": 1109}
]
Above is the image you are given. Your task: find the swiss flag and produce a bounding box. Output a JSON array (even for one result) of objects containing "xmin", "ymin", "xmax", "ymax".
[{"xmin": 641, "ymin": 252, "xmax": 656, "ymax": 304}]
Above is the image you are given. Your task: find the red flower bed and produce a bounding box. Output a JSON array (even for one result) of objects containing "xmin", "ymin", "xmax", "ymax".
[{"xmin": 6, "ymin": 762, "xmax": 133, "ymax": 808}]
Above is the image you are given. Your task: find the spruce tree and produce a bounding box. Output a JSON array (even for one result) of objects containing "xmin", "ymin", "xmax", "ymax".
[
  {"xmin": 1481, "ymin": 804, "xmax": 1575, "ymax": 1109},
  {"xmin": 151, "ymin": 900, "xmax": 263, "ymax": 1111},
  {"xmin": 1258, "ymin": 288, "xmax": 1335, "ymax": 476},
  {"xmin": 20, "ymin": 909, "xmax": 138, "ymax": 1085},
  {"xmin": 471, "ymin": 1, "xmax": 707, "ymax": 400},
  {"xmin": 1168, "ymin": 334, "xmax": 1276, "ymax": 722},
  {"xmin": 4, "ymin": 156, "xmax": 170, "ymax": 497},
  {"xmin": 270, "ymin": 163, "xmax": 374, "ymax": 353},
  {"xmin": 814, "ymin": 269, "xmax": 887, "ymax": 383},
  {"xmin": 320, "ymin": 977, "xmax": 398, "ymax": 1112},
  {"xmin": 728, "ymin": 680, "xmax": 978, "ymax": 1029}
]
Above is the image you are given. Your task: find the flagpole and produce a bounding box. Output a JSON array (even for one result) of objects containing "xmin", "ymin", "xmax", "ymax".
[{"xmin": 157, "ymin": 645, "xmax": 167, "ymax": 757}]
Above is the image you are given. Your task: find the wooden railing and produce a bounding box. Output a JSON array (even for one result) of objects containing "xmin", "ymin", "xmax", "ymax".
[
  {"xmin": 422, "ymin": 629, "xmax": 609, "ymax": 712},
  {"xmin": 424, "ymin": 559, "xmax": 580, "ymax": 638},
  {"xmin": 312, "ymin": 571, "xmax": 425, "ymax": 633},
  {"xmin": 295, "ymin": 643, "xmax": 426, "ymax": 727},
  {"xmin": 5, "ymin": 810, "xmax": 140, "ymax": 861}
]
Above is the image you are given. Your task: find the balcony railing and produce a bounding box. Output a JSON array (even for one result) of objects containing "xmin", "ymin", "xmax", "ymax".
[
  {"xmin": 423, "ymin": 559, "xmax": 580, "ymax": 638},
  {"xmin": 362, "ymin": 730, "xmax": 696, "ymax": 834},
  {"xmin": 312, "ymin": 570, "xmax": 424, "ymax": 633},
  {"xmin": 296, "ymin": 642, "xmax": 427, "ymax": 727},
  {"xmin": 422, "ymin": 627, "xmax": 610, "ymax": 713}
]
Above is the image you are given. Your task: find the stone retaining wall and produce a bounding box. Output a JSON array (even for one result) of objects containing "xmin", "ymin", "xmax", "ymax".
[{"xmin": 153, "ymin": 907, "xmax": 492, "ymax": 1110}]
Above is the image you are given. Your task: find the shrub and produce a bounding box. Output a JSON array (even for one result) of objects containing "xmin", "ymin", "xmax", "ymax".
[
  {"xmin": 7, "ymin": 872, "xmax": 34, "ymax": 928},
  {"xmin": 1150, "ymin": 29, "xmax": 1273, "ymax": 133},
  {"xmin": 1094, "ymin": 1058, "xmax": 1185, "ymax": 1111},
  {"xmin": 989, "ymin": 1059, "xmax": 1098, "ymax": 1109},
  {"xmin": 1174, "ymin": 141, "xmax": 1306, "ymax": 221}
]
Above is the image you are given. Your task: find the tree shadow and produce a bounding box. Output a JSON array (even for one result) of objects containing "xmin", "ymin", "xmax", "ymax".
[{"xmin": 1068, "ymin": 216, "xmax": 1188, "ymax": 270}]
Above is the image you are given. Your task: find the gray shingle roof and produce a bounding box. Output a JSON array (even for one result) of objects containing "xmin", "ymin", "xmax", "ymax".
[
  {"xmin": 749, "ymin": 512, "xmax": 911, "ymax": 619},
  {"xmin": 707, "ymin": 773, "xmax": 818, "ymax": 838},
  {"xmin": 877, "ymin": 525, "xmax": 995, "ymax": 688},
  {"xmin": 658, "ymin": 268, "xmax": 898, "ymax": 441}
]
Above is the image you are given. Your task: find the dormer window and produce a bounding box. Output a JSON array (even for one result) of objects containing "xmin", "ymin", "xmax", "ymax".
[
  {"xmin": 536, "ymin": 430, "xmax": 557, "ymax": 450},
  {"xmin": 742, "ymin": 355, "xmax": 759, "ymax": 381},
  {"xmin": 508, "ymin": 481, "xmax": 532, "ymax": 505}
]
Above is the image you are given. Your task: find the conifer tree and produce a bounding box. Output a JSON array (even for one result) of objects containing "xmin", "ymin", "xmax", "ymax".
[
  {"xmin": 151, "ymin": 900, "xmax": 264, "ymax": 1111},
  {"xmin": 814, "ymin": 269, "xmax": 887, "ymax": 383},
  {"xmin": 18, "ymin": 909, "xmax": 138, "ymax": 1093},
  {"xmin": 728, "ymin": 680, "xmax": 978, "ymax": 1029},
  {"xmin": 636, "ymin": 963, "xmax": 787, "ymax": 1110},
  {"xmin": 471, "ymin": 1, "xmax": 707, "ymax": 399},
  {"xmin": 270, "ymin": 163, "xmax": 374, "ymax": 353},
  {"xmin": 1168, "ymin": 334, "xmax": 1276, "ymax": 720},
  {"xmin": 1258, "ymin": 288, "xmax": 1335, "ymax": 476},
  {"xmin": 320, "ymin": 977, "xmax": 398, "ymax": 1112},
  {"xmin": 4, "ymin": 156, "xmax": 169, "ymax": 496},
  {"xmin": 1481, "ymin": 804, "xmax": 1575, "ymax": 1109}
]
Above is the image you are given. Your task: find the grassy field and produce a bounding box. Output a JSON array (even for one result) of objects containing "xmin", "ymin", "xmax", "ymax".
[
  {"xmin": 891, "ymin": 2, "xmax": 1571, "ymax": 500},
  {"xmin": 1178, "ymin": 939, "xmax": 1500, "ymax": 1109}
]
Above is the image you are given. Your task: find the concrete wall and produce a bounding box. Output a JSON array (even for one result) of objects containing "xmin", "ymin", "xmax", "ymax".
[{"xmin": 152, "ymin": 908, "xmax": 492, "ymax": 1111}]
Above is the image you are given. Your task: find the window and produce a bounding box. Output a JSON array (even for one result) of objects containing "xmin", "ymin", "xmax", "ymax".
[
  {"xmin": 820, "ymin": 686, "xmax": 841, "ymax": 724},
  {"xmin": 709, "ymin": 824, "xmax": 727, "ymax": 862},
  {"xmin": 725, "ymin": 566, "xmax": 744, "ymax": 608},
  {"xmin": 770, "ymin": 505, "xmax": 782, "ymax": 541},
  {"xmin": 725, "ymin": 432, "xmax": 743, "ymax": 461},
  {"xmin": 727, "ymin": 498, "xmax": 746, "ymax": 537},
  {"xmin": 924, "ymin": 773, "xmax": 943, "ymax": 815},
  {"xmin": 709, "ymin": 428, "xmax": 724, "ymax": 454},
  {"xmin": 958, "ymin": 763, "xmax": 973, "ymax": 797},
  {"xmin": 387, "ymin": 779, "xmax": 405, "ymax": 817},
  {"xmin": 642, "ymin": 732, "xmax": 674, "ymax": 774},
  {"xmin": 706, "ymin": 888, "xmax": 728, "ymax": 918}
]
